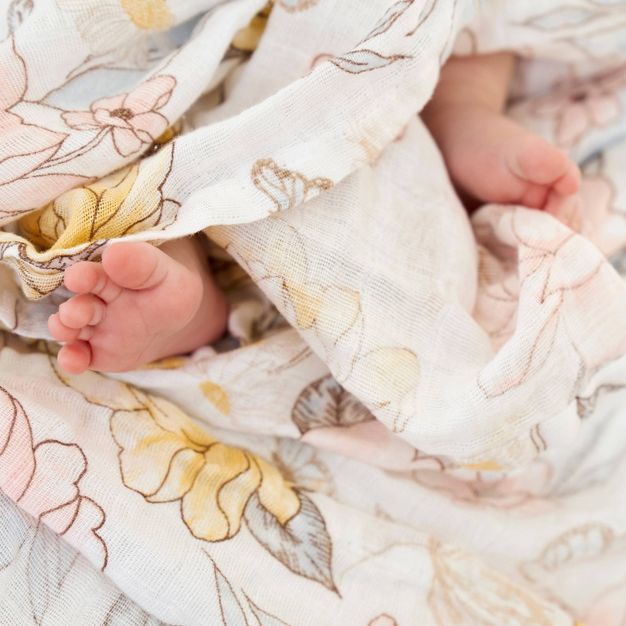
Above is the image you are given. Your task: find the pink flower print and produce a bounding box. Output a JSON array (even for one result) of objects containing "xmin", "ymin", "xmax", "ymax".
[
  {"xmin": 0, "ymin": 386, "xmax": 108, "ymax": 569},
  {"xmin": 62, "ymin": 75, "xmax": 175, "ymax": 157},
  {"xmin": 533, "ymin": 68, "xmax": 626, "ymax": 148},
  {"xmin": 580, "ymin": 174, "xmax": 626, "ymax": 257},
  {"xmin": 0, "ymin": 37, "xmax": 81, "ymax": 218}
]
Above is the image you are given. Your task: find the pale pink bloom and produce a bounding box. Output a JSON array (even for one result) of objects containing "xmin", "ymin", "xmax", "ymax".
[
  {"xmin": 62, "ymin": 75, "xmax": 175, "ymax": 157},
  {"xmin": 533, "ymin": 68, "xmax": 626, "ymax": 148},
  {"xmin": 580, "ymin": 174, "xmax": 626, "ymax": 257},
  {"xmin": 0, "ymin": 387, "xmax": 107, "ymax": 568},
  {"xmin": 0, "ymin": 38, "xmax": 79, "ymax": 216}
]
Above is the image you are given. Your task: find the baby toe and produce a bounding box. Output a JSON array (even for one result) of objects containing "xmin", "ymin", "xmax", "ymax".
[
  {"xmin": 553, "ymin": 162, "xmax": 581, "ymax": 196},
  {"xmin": 58, "ymin": 341, "xmax": 92, "ymax": 375},
  {"xmin": 58, "ymin": 294, "xmax": 106, "ymax": 329},
  {"xmin": 48, "ymin": 313, "xmax": 81, "ymax": 342}
]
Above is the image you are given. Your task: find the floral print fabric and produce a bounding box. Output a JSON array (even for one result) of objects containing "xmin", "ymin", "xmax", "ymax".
[{"xmin": 1, "ymin": 0, "xmax": 626, "ymax": 624}]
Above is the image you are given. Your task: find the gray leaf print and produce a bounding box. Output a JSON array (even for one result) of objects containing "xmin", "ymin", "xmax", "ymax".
[
  {"xmin": 7, "ymin": 0, "xmax": 33, "ymax": 34},
  {"xmin": 104, "ymin": 593, "xmax": 170, "ymax": 626},
  {"xmin": 610, "ymin": 249, "xmax": 626, "ymax": 277},
  {"xmin": 27, "ymin": 523, "xmax": 77, "ymax": 624},
  {"xmin": 0, "ymin": 493, "xmax": 30, "ymax": 569},
  {"xmin": 292, "ymin": 374, "xmax": 373, "ymax": 434},
  {"xmin": 247, "ymin": 596, "xmax": 291, "ymax": 626},
  {"xmin": 213, "ymin": 562, "xmax": 250, "ymax": 626},
  {"xmin": 244, "ymin": 492, "xmax": 336, "ymax": 592}
]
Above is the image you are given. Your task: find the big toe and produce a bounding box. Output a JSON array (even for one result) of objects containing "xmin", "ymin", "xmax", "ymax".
[
  {"xmin": 102, "ymin": 241, "xmax": 170, "ymax": 290},
  {"xmin": 508, "ymin": 136, "xmax": 579, "ymax": 191}
]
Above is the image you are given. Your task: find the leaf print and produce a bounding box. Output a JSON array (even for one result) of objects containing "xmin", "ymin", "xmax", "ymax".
[
  {"xmin": 251, "ymin": 158, "xmax": 332, "ymax": 213},
  {"xmin": 612, "ymin": 247, "xmax": 626, "ymax": 275},
  {"xmin": 110, "ymin": 389, "xmax": 303, "ymax": 542},
  {"xmin": 292, "ymin": 374, "xmax": 373, "ymax": 434},
  {"xmin": 359, "ymin": 1, "xmax": 414, "ymax": 44},
  {"xmin": 275, "ymin": 0, "xmax": 319, "ymax": 12},
  {"xmin": 27, "ymin": 523, "xmax": 77, "ymax": 624},
  {"xmin": 523, "ymin": 6, "xmax": 603, "ymax": 30},
  {"xmin": 271, "ymin": 438, "xmax": 333, "ymax": 494},
  {"xmin": 212, "ymin": 561, "xmax": 250, "ymax": 626},
  {"xmin": 247, "ymin": 596, "xmax": 291, "ymax": 626},
  {"xmin": 7, "ymin": 0, "xmax": 33, "ymax": 34},
  {"xmin": 329, "ymin": 49, "xmax": 409, "ymax": 75},
  {"xmin": 104, "ymin": 594, "xmax": 169, "ymax": 626},
  {"xmin": 0, "ymin": 493, "xmax": 30, "ymax": 569},
  {"xmin": 244, "ymin": 492, "xmax": 336, "ymax": 592}
]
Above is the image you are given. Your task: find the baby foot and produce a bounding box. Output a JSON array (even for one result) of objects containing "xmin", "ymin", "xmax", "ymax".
[
  {"xmin": 48, "ymin": 239, "xmax": 228, "ymax": 374},
  {"xmin": 427, "ymin": 104, "xmax": 580, "ymax": 210}
]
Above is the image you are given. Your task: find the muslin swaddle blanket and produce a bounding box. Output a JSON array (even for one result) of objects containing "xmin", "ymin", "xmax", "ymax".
[{"xmin": 2, "ymin": 1, "xmax": 626, "ymax": 624}]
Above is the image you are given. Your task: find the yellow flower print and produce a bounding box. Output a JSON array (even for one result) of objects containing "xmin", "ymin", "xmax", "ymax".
[
  {"xmin": 110, "ymin": 389, "xmax": 301, "ymax": 541},
  {"xmin": 199, "ymin": 380, "xmax": 231, "ymax": 416},
  {"xmin": 58, "ymin": 0, "xmax": 173, "ymax": 66},
  {"xmin": 350, "ymin": 347, "xmax": 420, "ymax": 432},
  {"xmin": 120, "ymin": 0, "xmax": 172, "ymax": 30},
  {"xmin": 20, "ymin": 143, "xmax": 175, "ymax": 251}
]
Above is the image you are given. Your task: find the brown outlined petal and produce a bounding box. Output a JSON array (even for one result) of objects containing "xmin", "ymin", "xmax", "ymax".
[
  {"xmin": 0, "ymin": 124, "xmax": 66, "ymax": 184},
  {"xmin": 18, "ymin": 442, "xmax": 85, "ymax": 518},
  {"xmin": 251, "ymin": 158, "xmax": 332, "ymax": 213},
  {"xmin": 61, "ymin": 110, "xmax": 100, "ymax": 130},
  {"xmin": 111, "ymin": 127, "xmax": 144, "ymax": 156},
  {"xmin": 0, "ymin": 37, "xmax": 27, "ymax": 110},
  {"xmin": 94, "ymin": 109, "xmax": 132, "ymax": 129},
  {"xmin": 91, "ymin": 94, "xmax": 126, "ymax": 113},
  {"xmin": 123, "ymin": 75, "xmax": 176, "ymax": 112},
  {"xmin": 181, "ymin": 445, "xmax": 259, "ymax": 541},
  {"xmin": 129, "ymin": 111, "xmax": 169, "ymax": 139},
  {"xmin": 0, "ymin": 387, "xmax": 35, "ymax": 500}
]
